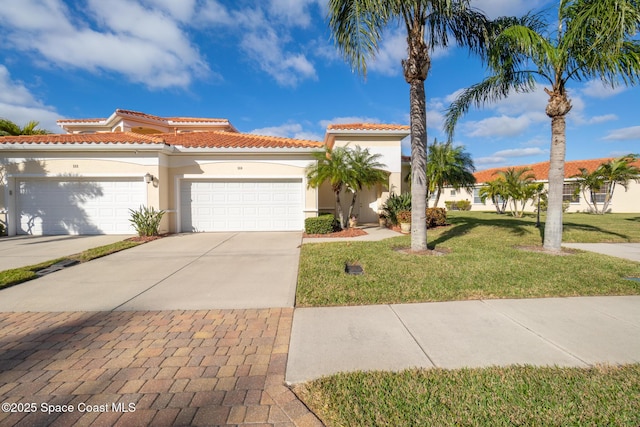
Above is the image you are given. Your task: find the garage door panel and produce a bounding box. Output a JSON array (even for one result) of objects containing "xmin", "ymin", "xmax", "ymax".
[
  {"xmin": 181, "ymin": 180, "xmax": 303, "ymax": 232},
  {"xmin": 17, "ymin": 179, "xmax": 145, "ymax": 235}
]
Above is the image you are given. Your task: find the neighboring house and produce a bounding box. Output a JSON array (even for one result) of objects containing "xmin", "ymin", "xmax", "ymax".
[
  {"xmin": 434, "ymin": 158, "xmax": 640, "ymax": 213},
  {"xmin": 0, "ymin": 109, "xmax": 408, "ymax": 236}
]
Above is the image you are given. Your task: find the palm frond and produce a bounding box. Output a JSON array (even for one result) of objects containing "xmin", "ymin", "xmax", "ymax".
[{"xmin": 328, "ymin": 0, "xmax": 394, "ymax": 76}]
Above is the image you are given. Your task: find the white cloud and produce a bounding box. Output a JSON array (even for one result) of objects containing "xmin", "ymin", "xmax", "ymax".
[
  {"xmin": 464, "ymin": 114, "xmax": 545, "ymax": 138},
  {"xmin": 250, "ymin": 122, "xmax": 322, "ymax": 141},
  {"xmin": 0, "ymin": 65, "xmax": 62, "ymax": 133},
  {"xmin": 470, "ymin": 0, "xmax": 546, "ymax": 19},
  {"xmin": 603, "ymin": 126, "xmax": 640, "ymax": 141},
  {"xmin": 0, "ymin": 0, "xmax": 210, "ymax": 89},
  {"xmin": 474, "ymin": 147, "xmax": 548, "ymax": 169},
  {"xmin": 587, "ymin": 114, "xmax": 618, "ymax": 125},
  {"xmin": 581, "ymin": 79, "xmax": 627, "ymax": 99}
]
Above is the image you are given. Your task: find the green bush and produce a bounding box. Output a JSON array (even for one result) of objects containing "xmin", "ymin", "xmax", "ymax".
[
  {"xmin": 0, "ymin": 222, "xmax": 5, "ymax": 236},
  {"xmin": 426, "ymin": 208, "xmax": 447, "ymax": 228},
  {"xmin": 305, "ymin": 214, "xmax": 338, "ymax": 234},
  {"xmin": 383, "ymin": 193, "xmax": 411, "ymax": 225},
  {"xmin": 445, "ymin": 200, "xmax": 471, "ymax": 211},
  {"xmin": 129, "ymin": 205, "xmax": 165, "ymax": 236}
]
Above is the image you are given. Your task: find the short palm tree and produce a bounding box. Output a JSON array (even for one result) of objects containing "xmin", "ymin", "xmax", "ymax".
[
  {"xmin": 328, "ymin": 0, "xmax": 489, "ymax": 251},
  {"xmin": 0, "ymin": 119, "xmax": 50, "ymax": 136},
  {"xmin": 427, "ymin": 139, "xmax": 476, "ymax": 206},
  {"xmin": 306, "ymin": 145, "xmax": 388, "ymax": 228},
  {"xmin": 478, "ymin": 178, "xmax": 509, "ymax": 214},
  {"xmin": 572, "ymin": 154, "xmax": 640, "ymax": 214},
  {"xmin": 497, "ymin": 167, "xmax": 537, "ymax": 218},
  {"xmin": 445, "ymin": 0, "xmax": 640, "ymax": 251},
  {"xmin": 345, "ymin": 146, "xmax": 389, "ymax": 223}
]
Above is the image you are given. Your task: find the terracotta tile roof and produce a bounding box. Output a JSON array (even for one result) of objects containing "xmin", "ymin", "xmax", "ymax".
[
  {"xmin": 0, "ymin": 131, "xmax": 323, "ymax": 149},
  {"xmin": 0, "ymin": 132, "xmax": 165, "ymax": 145},
  {"xmin": 164, "ymin": 131, "xmax": 323, "ymax": 149},
  {"xmin": 474, "ymin": 157, "xmax": 640, "ymax": 183},
  {"xmin": 327, "ymin": 123, "xmax": 410, "ymax": 131}
]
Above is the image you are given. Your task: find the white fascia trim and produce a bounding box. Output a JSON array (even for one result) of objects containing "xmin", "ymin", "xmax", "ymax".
[
  {"xmin": 179, "ymin": 174, "xmax": 305, "ymax": 180},
  {"xmin": 326, "ymin": 129, "xmax": 410, "ymax": 137},
  {"xmin": 0, "ymin": 143, "xmax": 174, "ymax": 153}
]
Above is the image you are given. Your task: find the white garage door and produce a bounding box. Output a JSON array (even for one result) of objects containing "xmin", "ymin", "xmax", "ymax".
[
  {"xmin": 17, "ymin": 178, "xmax": 146, "ymax": 235},
  {"xmin": 180, "ymin": 180, "xmax": 303, "ymax": 232}
]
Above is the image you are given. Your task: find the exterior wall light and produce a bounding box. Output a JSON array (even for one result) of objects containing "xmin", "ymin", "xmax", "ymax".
[{"xmin": 144, "ymin": 173, "xmax": 154, "ymax": 184}]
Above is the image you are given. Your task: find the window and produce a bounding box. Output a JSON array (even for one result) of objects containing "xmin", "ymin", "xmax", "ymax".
[
  {"xmin": 450, "ymin": 190, "xmax": 457, "ymax": 196},
  {"xmin": 473, "ymin": 188, "xmax": 484, "ymax": 204},
  {"xmin": 563, "ymin": 183, "xmax": 580, "ymax": 203},
  {"xmin": 591, "ymin": 182, "xmax": 611, "ymax": 204}
]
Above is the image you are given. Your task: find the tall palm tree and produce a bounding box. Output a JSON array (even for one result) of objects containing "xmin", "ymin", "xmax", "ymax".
[
  {"xmin": 328, "ymin": 0, "xmax": 489, "ymax": 251},
  {"xmin": 345, "ymin": 146, "xmax": 389, "ymax": 223},
  {"xmin": 427, "ymin": 139, "xmax": 476, "ymax": 206},
  {"xmin": 0, "ymin": 119, "xmax": 50, "ymax": 136},
  {"xmin": 446, "ymin": 0, "xmax": 640, "ymax": 251}
]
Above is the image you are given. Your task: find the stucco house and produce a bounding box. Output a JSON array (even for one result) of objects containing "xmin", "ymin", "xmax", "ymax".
[
  {"xmin": 435, "ymin": 157, "xmax": 640, "ymax": 213},
  {"xmin": 0, "ymin": 109, "xmax": 409, "ymax": 236}
]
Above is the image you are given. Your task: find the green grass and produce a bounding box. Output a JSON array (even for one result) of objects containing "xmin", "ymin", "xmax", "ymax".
[
  {"xmin": 0, "ymin": 239, "xmax": 142, "ymax": 290},
  {"xmin": 296, "ymin": 211, "xmax": 640, "ymax": 306},
  {"xmin": 295, "ymin": 365, "xmax": 640, "ymax": 426}
]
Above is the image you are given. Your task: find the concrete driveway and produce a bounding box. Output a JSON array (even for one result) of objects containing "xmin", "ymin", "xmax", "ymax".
[
  {"xmin": 0, "ymin": 232, "xmax": 302, "ymax": 311},
  {"xmin": 0, "ymin": 235, "xmax": 131, "ymax": 271}
]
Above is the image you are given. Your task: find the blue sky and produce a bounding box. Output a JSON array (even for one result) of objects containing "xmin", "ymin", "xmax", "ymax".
[{"xmin": 0, "ymin": 0, "xmax": 638, "ymax": 170}]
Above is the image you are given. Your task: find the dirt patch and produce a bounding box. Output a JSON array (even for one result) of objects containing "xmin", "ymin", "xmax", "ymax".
[
  {"xmin": 393, "ymin": 246, "xmax": 451, "ymax": 256},
  {"xmin": 515, "ymin": 245, "xmax": 578, "ymax": 256},
  {"xmin": 304, "ymin": 228, "xmax": 368, "ymax": 238},
  {"xmin": 125, "ymin": 233, "xmax": 169, "ymax": 243}
]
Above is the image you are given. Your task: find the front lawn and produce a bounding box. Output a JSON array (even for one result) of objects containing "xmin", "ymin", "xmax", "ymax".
[
  {"xmin": 295, "ymin": 365, "xmax": 640, "ymax": 426},
  {"xmin": 296, "ymin": 211, "xmax": 640, "ymax": 306}
]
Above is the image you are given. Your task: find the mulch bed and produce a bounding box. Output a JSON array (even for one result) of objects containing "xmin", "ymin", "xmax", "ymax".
[
  {"xmin": 304, "ymin": 228, "xmax": 368, "ymax": 238},
  {"xmin": 125, "ymin": 233, "xmax": 170, "ymax": 243}
]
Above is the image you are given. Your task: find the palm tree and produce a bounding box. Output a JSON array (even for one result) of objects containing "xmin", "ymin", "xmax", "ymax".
[
  {"xmin": 445, "ymin": 0, "xmax": 640, "ymax": 251},
  {"xmin": 345, "ymin": 146, "xmax": 389, "ymax": 223},
  {"xmin": 328, "ymin": 0, "xmax": 489, "ymax": 251},
  {"xmin": 496, "ymin": 167, "xmax": 537, "ymax": 217},
  {"xmin": 306, "ymin": 146, "xmax": 352, "ymax": 228},
  {"xmin": 572, "ymin": 154, "xmax": 640, "ymax": 214},
  {"xmin": 0, "ymin": 118, "xmax": 50, "ymax": 136},
  {"xmin": 427, "ymin": 139, "xmax": 476, "ymax": 206},
  {"xmin": 478, "ymin": 178, "xmax": 509, "ymax": 214},
  {"xmin": 306, "ymin": 145, "xmax": 388, "ymax": 228}
]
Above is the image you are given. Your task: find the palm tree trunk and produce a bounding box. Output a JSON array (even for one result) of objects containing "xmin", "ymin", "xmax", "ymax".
[
  {"xmin": 434, "ymin": 188, "xmax": 442, "ymax": 207},
  {"xmin": 348, "ymin": 192, "xmax": 358, "ymax": 227},
  {"xmin": 335, "ymin": 190, "xmax": 345, "ymax": 230},
  {"xmin": 543, "ymin": 115, "xmax": 567, "ymax": 251},
  {"xmin": 409, "ymin": 79, "xmax": 428, "ymax": 251}
]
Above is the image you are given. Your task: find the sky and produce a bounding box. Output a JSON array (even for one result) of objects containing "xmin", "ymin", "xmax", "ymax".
[{"xmin": 0, "ymin": 0, "xmax": 638, "ymax": 171}]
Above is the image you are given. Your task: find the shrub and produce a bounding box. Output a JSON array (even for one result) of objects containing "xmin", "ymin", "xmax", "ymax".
[
  {"xmin": 426, "ymin": 208, "xmax": 447, "ymax": 228},
  {"xmin": 396, "ymin": 210, "xmax": 412, "ymax": 224},
  {"xmin": 129, "ymin": 205, "xmax": 165, "ymax": 236},
  {"xmin": 382, "ymin": 192, "xmax": 411, "ymax": 225},
  {"xmin": 305, "ymin": 214, "xmax": 339, "ymax": 234},
  {"xmin": 444, "ymin": 200, "xmax": 471, "ymax": 211},
  {"xmin": 0, "ymin": 221, "xmax": 5, "ymax": 236},
  {"xmin": 538, "ymin": 199, "xmax": 571, "ymax": 213}
]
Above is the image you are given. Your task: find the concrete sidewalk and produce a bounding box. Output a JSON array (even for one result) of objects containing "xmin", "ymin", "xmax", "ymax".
[
  {"xmin": 302, "ymin": 225, "xmax": 401, "ymax": 244},
  {"xmin": 286, "ymin": 296, "xmax": 640, "ymax": 384},
  {"xmin": 563, "ymin": 242, "xmax": 640, "ymax": 262}
]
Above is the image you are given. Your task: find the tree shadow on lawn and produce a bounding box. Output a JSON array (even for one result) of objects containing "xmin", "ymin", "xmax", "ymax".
[
  {"xmin": 625, "ymin": 217, "xmax": 640, "ymax": 223},
  {"xmin": 430, "ymin": 213, "xmax": 631, "ymax": 249},
  {"xmin": 428, "ymin": 215, "xmax": 536, "ymax": 248}
]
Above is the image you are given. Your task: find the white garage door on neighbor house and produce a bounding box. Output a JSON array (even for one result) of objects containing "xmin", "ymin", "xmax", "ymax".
[
  {"xmin": 180, "ymin": 180, "xmax": 303, "ymax": 232},
  {"xmin": 17, "ymin": 178, "xmax": 146, "ymax": 235}
]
